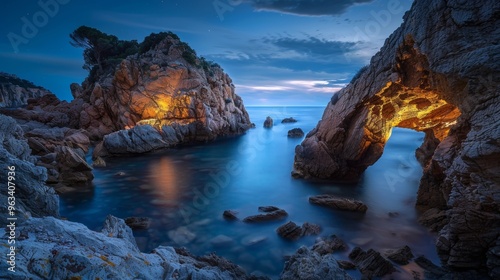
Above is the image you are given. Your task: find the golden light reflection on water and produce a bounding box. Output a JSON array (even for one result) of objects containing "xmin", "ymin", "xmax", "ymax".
[{"xmin": 149, "ymin": 157, "xmax": 179, "ymax": 200}]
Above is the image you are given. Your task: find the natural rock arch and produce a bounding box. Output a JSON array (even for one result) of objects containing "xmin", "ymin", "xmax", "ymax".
[{"xmin": 293, "ymin": 0, "xmax": 499, "ymax": 276}]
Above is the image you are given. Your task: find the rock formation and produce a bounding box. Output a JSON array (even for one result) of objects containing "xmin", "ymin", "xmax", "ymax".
[
  {"xmin": 309, "ymin": 195, "xmax": 368, "ymax": 213},
  {"xmin": 293, "ymin": 0, "xmax": 499, "ymax": 276},
  {"xmin": 0, "ymin": 72, "xmax": 50, "ymax": 107},
  {"xmin": 1, "ymin": 215, "xmax": 265, "ymax": 279},
  {"xmin": 0, "ymin": 114, "xmax": 59, "ymax": 227},
  {"xmin": 287, "ymin": 128, "xmax": 304, "ymax": 138},
  {"xmin": 74, "ymin": 34, "xmax": 252, "ymax": 156}
]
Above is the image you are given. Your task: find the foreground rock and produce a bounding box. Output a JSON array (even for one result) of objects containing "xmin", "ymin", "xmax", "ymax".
[
  {"xmin": 243, "ymin": 207, "xmax": 288, "ymax": 223},
  {"xmin": 276, "ymin": 221, "xmax": 321, "ymax": 240},
  {"xmin": 0, "ymin": 72, "xmax": 50, "ymax": 107},
  {"xmin": 0, "ymin": 114, "xmax": 59, "ymax": 227},
  {"xmin": 349, "ymin": 247, "xmax": 395, "ymax": 278},
  {"xmin": 309, "ymin": 195, "xmax": 368, "ymax": 213},
  {"xmin": 287, "ymin": 128, "xmax": 304, "ymax": 138},
  {"xmin": 280, "ymin": 246, "xmax": 354, "ymax": 280},
  {"xmin": 385, "ymin": 245, "xmax": 414, "ymax": 265},
  {"xmin": 293, "ymin": 0, "xmax": 500, "ymax": 274},
  {"xmin": 312, "ymin": 235, "xmax": 348, "ymax": 255},
  {"xmin": 1, "ymin": 216, "xmax": 264, "ymax": 279}
]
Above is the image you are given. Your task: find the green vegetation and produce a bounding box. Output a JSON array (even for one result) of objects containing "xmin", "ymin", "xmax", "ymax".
[
  {"xmin": 0, "ymin": 73, "xmax": 44, "ymax": 89},
  {"xmin": 140, "ymin": 31, "xmax": 179, "ymax": 54},
  {"xmin": 70, "ymin": 26, "xmax": 222, "ymax": 76},
  {"xmin": 350, "ymin": 65, "xmax": 369, "ymax": 83}
]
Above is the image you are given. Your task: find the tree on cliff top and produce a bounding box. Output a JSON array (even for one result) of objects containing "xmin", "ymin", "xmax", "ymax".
[{"xmin": 70, "ymin": 26, "xmax": 138, "ymax": 73}]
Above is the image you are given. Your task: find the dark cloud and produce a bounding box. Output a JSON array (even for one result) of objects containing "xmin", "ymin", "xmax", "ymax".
[
  {"xmin": 246, "ymin": 0, "xmax": 373, "ymax": 16},
  {"xmin": 264, "ymin": 35, "xmax": 358, "ymax": 57}
]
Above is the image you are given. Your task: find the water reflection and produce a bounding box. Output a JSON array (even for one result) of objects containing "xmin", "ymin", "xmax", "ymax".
[{"xmin": 148, "ymin": 157, "xmax": 179, "ymax": 200}]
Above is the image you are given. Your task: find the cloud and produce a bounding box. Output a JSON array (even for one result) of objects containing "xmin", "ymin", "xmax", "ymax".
[
  {"xmin": 245, "ymin": 0, "xmax": 374, "ymax": 16},
  {"xmin": 264, "ymin": 35, "xmax": 358, "ymax": 58}
]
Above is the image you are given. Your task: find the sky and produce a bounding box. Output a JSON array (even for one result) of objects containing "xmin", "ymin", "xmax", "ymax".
[{"xmin": 0, "ymin": 0, "xmax": 413, "ymax": 106}]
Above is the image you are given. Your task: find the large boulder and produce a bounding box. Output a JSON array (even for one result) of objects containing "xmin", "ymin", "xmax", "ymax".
[
  {"xmin": 0, "ymin": 114, "xmax": 59, "ymax": 226},
  {"xmin": 293, "ymin": 0, "xmax": 500, "ymax": 274}
]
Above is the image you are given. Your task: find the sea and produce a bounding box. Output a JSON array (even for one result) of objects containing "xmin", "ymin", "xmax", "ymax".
[{"xmin": 60, "ymin": 106, "xmax": 439, "ymax": 279}]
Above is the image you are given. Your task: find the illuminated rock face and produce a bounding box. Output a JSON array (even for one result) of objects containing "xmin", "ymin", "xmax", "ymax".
[
  {"xmin": 76, "ymin": 36, "xmax": 251, "ymax": 144},
  {"xmin": 294, "ymin": 0, "xmax": 499, "ymax": 276}
]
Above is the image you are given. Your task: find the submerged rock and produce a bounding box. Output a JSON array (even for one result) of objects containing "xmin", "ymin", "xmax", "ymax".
[
  {"xmin": 281, "ymin": 117, "xmax": 297, "ymax": 123},
  {"xmin": 312, "ymin": 235, "xmax": 348, "ymax": 255},
  {"xmin": 277, "ymin": 221, "xmax": 321, "ymax": 241},
  {"xmin": 243, "ymin": 208, "xmax": 288, "ymax": 223},
  {"xmin": 287, "ymin": 128, "xmax": 304, "ymax": 138},
  {"xmin": 349, "ymin": 247, "xmax": 395, "ymax": 278},
  {"xmin": 125, "ymin": 217, "xmax": 151, "ymax": 230},
  {"xmin": 309, "ymin": 194, "xmax": 368, "ymax": 213},
  {"xmin": 223, "ymin": 210, "xmax": 238, "ymax": 221},
  {"xmin": 263, "ymin": 116, "xmax": 273, "ymax": 128},
  {"xmin": 276, "ymin": 221, "xmax": 303, "ymax": 240},
  {"xmin": 258, "ymin": 206, "xmax": 280, "ymax": 212},
  {"xmin": 386, "ymin": 245, "xmax": 414, "ymax": 265}
]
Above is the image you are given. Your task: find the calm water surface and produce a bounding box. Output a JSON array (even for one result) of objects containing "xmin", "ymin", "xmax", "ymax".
[{"xmin": 60, "ymin": 106, "xmax": 439, "ymax": 279}]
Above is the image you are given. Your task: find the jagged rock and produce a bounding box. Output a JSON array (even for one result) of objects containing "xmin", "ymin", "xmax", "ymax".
[
  {"xmin": 263, "ymin": 116, "xmax": 273, "ymax": 128},
  {"xmin": 418, "ymin": 208, "xmax": 448, "ymax": 232},
  {"xmin": 414, "ymin": 255, "xmax": 448, "ymax": 277},
  {"xmin": 312, "ymin": 235, "xmax": 348, "ymax": 255},
  {"xmin": 243, "ymin": 208, "xmax": 288, "ymax": 223},
  {"xmin": 124, "ymin": 216, "xmax": 151, "ymax": 230},
  {"xmin": 287, "ymin": 128, "xmax": 304, "ymax": 138},
  {"xmin": 337, "ymin": 260, "xmax": 356, "ymax": 270},
  {"xmin": 281, "ymin": 117, "xmax": 297, "ymax": 123},
  {"xmin": 276, "ymin": 221, "xmax": 303, "ymax": 240},
  {"xmin": 301, "ymin": 222, "xmax": 321, "ymax": 236},
  {"xmin": 349, "ymin": 247, "xmax": 395, "ymax": 278},
  {"xmin": 293, "ymin": 0, "xmax": 500, "ymax": 273},
  {"xmin": 309, "ymin": 195, "xmax": 368, "ymax": 213},
  {"xmin": 0, "ymin": 216, "xmax": 262, "ymax": 279},
  {"xmin": 223, "ymin": 210, "xmax": 238, "ymax": 221},
  {"xmin": 385, "ymin": 245, "xmax": 414, "ymax": 265},
  {"xmin": 0, "ymin": 72, "xmax": 51, "ymax": 107},
  {"xmin": 280, "ymin": 246, "xmax": 354, "ymax": 280},
  {"xmin": 0, "ymin": 114, "xmax": 59, "ymax": 227},
  {"xmin": 258, "ymin": 206, "xmax": 280, "ymax": 212}
]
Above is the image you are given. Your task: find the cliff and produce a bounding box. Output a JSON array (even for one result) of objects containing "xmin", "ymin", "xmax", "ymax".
[
  {"xmin": 293, "ymin": 0, "xmax": 499, "ymax": 277},
  {"xmin": 71, "ymin": 34, "xmax": 252, "ymax": 156},
  {"xmin": 0, "ymin": 72, "xmax": 51, "ymax": 107}
]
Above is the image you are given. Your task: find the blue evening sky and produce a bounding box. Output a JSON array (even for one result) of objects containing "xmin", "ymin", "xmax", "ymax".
[{"xmin": 1, "ymin": 0, "xmax": 413, "ymax": 105}]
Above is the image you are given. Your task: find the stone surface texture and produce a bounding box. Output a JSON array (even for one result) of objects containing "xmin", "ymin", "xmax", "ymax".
[
  {"xmin": 293, "ymin": 0, "xmax": 499, "ymax": 275},
  {"xmin": 0, "ymin": 72, "xmax": 51, "ymax": 107}
]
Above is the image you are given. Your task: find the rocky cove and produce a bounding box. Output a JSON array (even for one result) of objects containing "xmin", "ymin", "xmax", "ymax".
[{"xmin": 1, "ymin": 0, "xmax": 499, "ymax": 279}]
